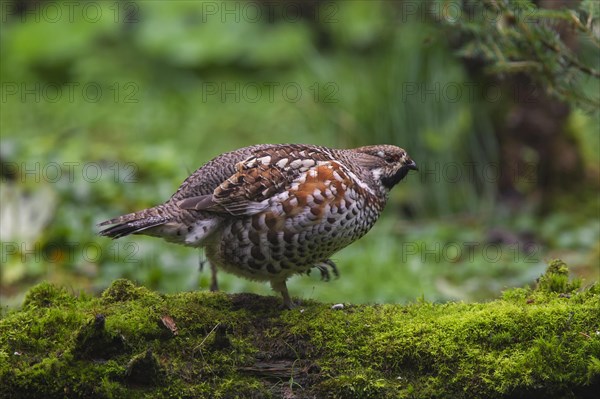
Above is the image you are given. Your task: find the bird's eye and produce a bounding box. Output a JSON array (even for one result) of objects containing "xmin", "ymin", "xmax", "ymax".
[
  {"xmin": 376, "ymin": 151, "xmax": 394, "ymax": 163},
  {"xmin": 384, "ymin": 154, "xmax": 399, "ymax": 164}
]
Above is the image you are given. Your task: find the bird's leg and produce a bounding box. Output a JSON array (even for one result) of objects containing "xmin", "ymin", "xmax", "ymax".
[
  {"xmin": 198, "ymin": 251, "xmax": 207, "ymax": 271},
  {"xmin": 210, "ymin": 262, "xmax": 219, "ymax": 292},
  {"xmin": 271, "ymin": 279, "xmax": 294, "ymax": 309},
  {"xmin": 314, "ymin": 259, "xmax": 339, "ymax": 281},
  {"xmin": 199, "ymin": 250, "xmax": 219, "ymax": 292}
]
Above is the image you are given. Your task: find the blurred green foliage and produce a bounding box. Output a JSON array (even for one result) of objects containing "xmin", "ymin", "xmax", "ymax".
[{"xmin": 0, "ymin": 0, "xmax": 598, "ymax": 308}]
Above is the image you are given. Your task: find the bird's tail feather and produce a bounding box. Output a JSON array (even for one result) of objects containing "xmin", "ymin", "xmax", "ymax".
[{"xmin": 98, "ymin": 206, "xmax": 170, "ymax": 239}]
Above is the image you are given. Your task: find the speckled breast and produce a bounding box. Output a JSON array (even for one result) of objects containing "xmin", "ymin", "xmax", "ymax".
[{"xmin": 208, "ymin": 160, "xmax": 385, "ymax": 280}]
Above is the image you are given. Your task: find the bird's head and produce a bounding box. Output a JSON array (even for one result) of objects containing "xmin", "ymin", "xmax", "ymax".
[{"xmin": 352, "ymin": 145, "xmax": 418, "ymax": 190}]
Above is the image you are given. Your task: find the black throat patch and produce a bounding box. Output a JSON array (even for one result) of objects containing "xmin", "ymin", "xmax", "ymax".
[{"xmin": 381, "ymin": 166, "xmax": 411, "ymax": 189}]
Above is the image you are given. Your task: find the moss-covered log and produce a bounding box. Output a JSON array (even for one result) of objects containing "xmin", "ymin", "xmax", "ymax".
[{"xmin": 1, "ymin": 261, "xmax": 599, "ymax": 398}]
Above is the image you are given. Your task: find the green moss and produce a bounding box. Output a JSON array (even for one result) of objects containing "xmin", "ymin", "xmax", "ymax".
[
  {"xmin": 536, "ymin": 259, "xmax": 583, "ymax": 294},
  {"xmin": 101, "ymin": 278, "xmax": 161, "ymax": 304},
  {"xmin": 22, "ymin": 282, "xmax": 76, "ymax": 309},
  {"xmin": 317, "ymin": 370, "xmax": 398, "ymax": 399},
  {"xmin": 1, "ymin": 260, "xmax": 599, "ymax": 398},
  {"xmin": 124, "ymin": 349, "xmax": 164, "ymax": 386},
  {"xmin": 72, "ymin": 314, "xmax": 127, "ymax": 360}
]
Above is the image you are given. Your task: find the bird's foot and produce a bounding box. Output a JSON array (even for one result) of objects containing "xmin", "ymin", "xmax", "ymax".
[
  {"xmin": 280, "ymin": 300, "xmax": 296, "ymax": 310},
  {"xmin": 311, "ymin": 259, "xmax": 339, "ymax": 281}
]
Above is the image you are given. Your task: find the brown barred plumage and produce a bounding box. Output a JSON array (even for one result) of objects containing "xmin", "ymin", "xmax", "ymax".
[{"xmin": 98, "ymin": 144, "xmax": 417, "ymax": 308}]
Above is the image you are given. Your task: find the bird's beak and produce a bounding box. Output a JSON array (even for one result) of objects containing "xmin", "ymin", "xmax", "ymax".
[{"xmin": 406, "ymin": 160, "xmax": 418, "ymax": 171}]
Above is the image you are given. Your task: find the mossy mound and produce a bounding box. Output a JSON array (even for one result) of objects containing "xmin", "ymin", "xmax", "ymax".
[{"xmin": 0, "ymin": 261, "xmax": 598, "ymax": 398}]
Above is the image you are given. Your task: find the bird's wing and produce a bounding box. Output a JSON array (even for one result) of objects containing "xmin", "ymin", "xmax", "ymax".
[{"xmin": 177, "ymin": 145, "xmax": 337, "ymax": 216}]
